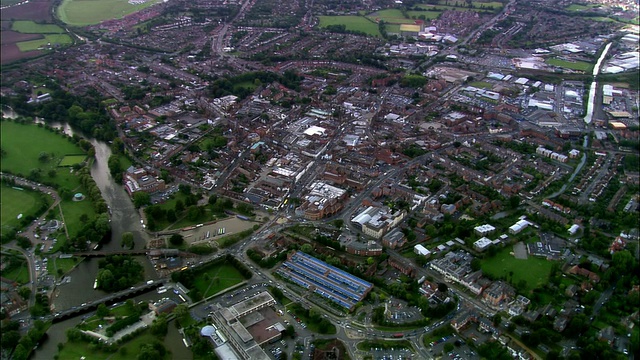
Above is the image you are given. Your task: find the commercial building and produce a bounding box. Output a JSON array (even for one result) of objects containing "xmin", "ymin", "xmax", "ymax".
[
  {"xmin": 276, "ymin": 251, "xmax": 373, "ymax": 311},
  {"xmin": 474, "ymin": 224, "xmax": 496, "ymax": 236},
  {"xmin": 298, "ymin": 181, "xmax": 348, "ymax": 220},
  {"xmin": 509, "ymin": 219, "xmax": 530, "ymax": 234},
  {"xmin": 352, "ymin": 206, "xmax": 406, "ymax": 239},
  {"xmin": 414, "ymin": 244, "xmax": 431, "ymax": 257},
  {"xmin": 473, "ymin": 237, "xmax": 493, "ymax": 252}
]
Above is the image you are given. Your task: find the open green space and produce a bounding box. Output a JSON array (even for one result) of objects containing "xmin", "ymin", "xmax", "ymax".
[
  {"xmin": 481, "ymin": 245, "xmax": 556, "ymax": 293},
  {"xmin": 16, "ymin": 34, "xmax": 73, "ymax": 51},
  {"xmin": 367, "ymin": 9, "xmax": 418, "ymax": 24},
  {"xmin": 565, "ymin": 3, "xmax": 599, "ymax": 11},
  {"xmin": 2, "ymin": 256, "xmax": 30, "ymax": 284},
  {"xmin": 318, "ymin": 16, "xmax": 381, "ymax": 36},
  {"xmin": 0, "ymin": 185, "xmax": 42, "ymax": 236},
  {"xmin": 49, "ymin": 256, "xmax": 82, "ymax": 277},
  {"xmin": 60, "ymin": 198, "xmax": 95, "ymax": 238},
  {"xmin": 469, "ymin": 81, "xmax": 494, "ymax": 89},
  {"xmin": 546, "ymin": 58, "xmax": 593, "ymax": 72},
  {"xmin": 406, "ymin": 10, "xmax": 442, "ymax": 19},
  {"xmin": 11, "ymin": 21, "xmax": 65, "ymax": 34},
  {"xmin": 232, "ymin": 81, "xmax": 258, "ymax": 92},
  {"xmin": 57, "ymin": 0, "xmax": 162, "ymax": 26},
  {"xmin": 58, "ymin": 330, "xmax": 166, "ymax": 360},
  {"xmin": 192, "ymin": 263, "xmax": 245, "ymax": 298},
  {"xmin": 59, "ymin": 154, "xmax": 87, "ymax": 167}
]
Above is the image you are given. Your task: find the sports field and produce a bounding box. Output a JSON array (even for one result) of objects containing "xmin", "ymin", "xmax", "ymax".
[
  {"xmin": 0, "ymin": 185, "xmax": 41, "ymax": 236},
  {"xmin": 546, "ymin": 58, "xmax": 593, "ymax": 72},
  {"xmin": 193, "ymin": 263, "xmax": 245, "ymax": 298},
  {"xmin": 11, "ymin": 20, "xmax": 65, "ymax": 33},
  {"xmin": 481, "ymin": 245, "xmax": 555, "ymax": 293},
  {"xmin": 57, "ymin": 0, "xmax": 161, "ymax": 26},
  {"xmin": 60, "ymin": 198, "xmax": 95, "ymax": 238},
  {"xmin": 318, "ymin": 16, "xmax": 381, "ymax": 37},
  {"xmin": 59, "ymin": 154, "xmax": 87, "ymax": 167}
]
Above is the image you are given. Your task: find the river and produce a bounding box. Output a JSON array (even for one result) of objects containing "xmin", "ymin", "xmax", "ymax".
[{"xmin": 11, "ymin": 118, "xmax": 190, "ymax": 359}]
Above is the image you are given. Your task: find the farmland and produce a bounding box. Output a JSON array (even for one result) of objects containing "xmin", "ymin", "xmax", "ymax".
[
  {"xmin": 11, "ymin": 20, "xmax": 65, "ymax": 33},
  {"xmin": 57, "ymin": 0, "xmax": 162, "ymax": 26},
  {"xmin": 16, "ymin": 34, "xmax": 73, "ymax": 51}
]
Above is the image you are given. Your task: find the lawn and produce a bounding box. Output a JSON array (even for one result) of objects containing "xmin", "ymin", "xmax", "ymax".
[
  {"xmin": 0, "ymin": 185, "xmax": 42, "ymax": 236},
  {"xmin": 59, "ymin": 154, "xmax": 87, "ymax": 167},
  {"xmin": 60, "ymin": 198, "xmax": 95, "ymax": 238},
  {"xmin": 58, "ymin": 330, "xmax": 167, "ymax": 360},
  {"xmin": 16, "ymin": 34, "xmax": 73, "ymax": 51},
  {"xmin": 3, "ymin": 257, "xmax": 30, "ymax": 284},
  {"xmin": 49, "ymin": 257, "xmax": 82, "ymax": 277},
  {"xmin": 57, "ymin": 0, "xmax": 162, "ymax": 26},
  {"xmin": 481, "ymin": 245, "xmax": 556, "ymax": 293},
  {"xmin": 192, "ymin": 263, "xmax": 246, "ymax": 298},
  {"xmin": 11, "ymin": 20, "xmax": 65, "ymax": 33},
  {"xmin": 0, "ymin": 121, "xmax": 83, "ymax": 177},
  {"xmin": 318, "ymin": 16, "xmax": 381, "ymax": 37},
  {"xmin": 546, "ymin": 58, "xmax": 593, "ymax": 72}
]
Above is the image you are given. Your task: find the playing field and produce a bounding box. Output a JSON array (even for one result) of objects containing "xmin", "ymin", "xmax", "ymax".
[
  {"xmin": 0, "ymin": 185, "xmax": 41, "ymax": 236},
  {"xmin": 318, "ymin": 16, "xmax": 381, "ymax": 37},
  {"xmin": 367, "ymin": 9, "xmax": 418, "ymax": 25},
  {"xmin": 546, "ymin": 58, "xmax": 593, "ymax": 72},
  {"xmin": 481, "ymin": 245, "xmax": 556, "ymax": 293},
  {"xmin": 59, "ymin": 154, "xmax": 87, "ymax": 167},
  {"xmin": 57, "ymin": 0, "xmax": 162, "ymax": 26},
  {"xmin": 193, "ymin": 263, "xmax": 246, "ymax": 297},
  {"xmin": 11, "ymin": 20, "xmax": 65, "ymax": 33}
]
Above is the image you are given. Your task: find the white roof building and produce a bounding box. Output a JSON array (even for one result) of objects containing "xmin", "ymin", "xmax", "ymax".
[
  {"xmin": 509, "ymin": 219, "xmax": 530, "ymax": 234},
  {"xmin": 474, "ymin": 224, "xmax": 496, "ymax": 236},
  {"xmin": 414, "ymin": 244, "xmax": 431, "ymax": 256},
  {"xmin": 474, "ymin": 237, "xmax": 493, "ymax": 251}
]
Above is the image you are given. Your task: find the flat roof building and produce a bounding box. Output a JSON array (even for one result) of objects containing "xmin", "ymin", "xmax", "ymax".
[
  {"xmin": 474, "ymin": 224, "xmax": 496, "ymax": 236},
  {"xmin": 276, "ymin": 251, "xmax": 372, "ymax": 311}
]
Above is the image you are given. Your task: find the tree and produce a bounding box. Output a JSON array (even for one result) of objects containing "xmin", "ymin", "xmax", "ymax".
[
  {"xmin": 175, "ymin": 199, "xmax": 185, "ymax": 213},
  {"xmin": 150, "ymin": 315, "xmax": 168, "ymax": 337},
  {"xmin": 444, "ymin": 343, "xmax": 454, "ymax": 353},
  {"xmin": 133, "ymin": 192, "xmax": 151, "ymax": 208},
  {"xmin": 300, "ymin": 244, "xmax": 313, "ymax": 253},
  {"xmin": 121, "ymin": 232, "xmax": 134, "ymax": 249},
  {"xmin": 17, "ymin": 287, "xmax": 31, "ymax": 300},
  {"xmin": 438, "ymin": 283, "xmax": 448, "ymax": 293},
  {"xmin": 96, "ymin": 303, "xmax": 110, "ymax": 317},
  {"xmin": 170, "ymin": 234, "xmax": 184, "ymax": 246}
]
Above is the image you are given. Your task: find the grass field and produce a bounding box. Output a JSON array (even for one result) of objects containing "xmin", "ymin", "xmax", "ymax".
[
  {"xmin": 49, "ymin": 256, "xmax": 82, "ymax": 277},
  {"xmin": 318, "ymin": 16, "xmax": 381, "ymax": 37},
  {"xmin": 469, "ymin": 81, "xmax": 494, "ymax": 89},
  {"xmin": 60, "ymin": 198, "xmax": 95, "ymax": 238},
  {"xmin": 0, "ymin": 122, "xmax": 84, "ymax": 189},
  {"xmin": 565, "ymin": 4, "xmax": 599, "ymax": 11},
  {"xmin": 2, "ymin": 257, "xmax": 30, "ymax": 284},
  {"xmin": 0, "ymin": 185, "xmax": 42, "ymax": 236},
  {"xmin": 11, "ymin": 20, "xmax": 65, "ymax": 33},
  {"xmin": 58, "ymin": 330, "xmax": 165, "ymax": 360},
  {"xmin": 192, "ymin": 263, "xmax": 245, "ymax": 298},
  {"xmin": 406, "ymin": 10, "xmax": 442, "ymax": 19},
  {"xmin": 57, "ymin": 0, "xmax": 162, "ymax": 26},
  {"xmin": 59, "ymin": 154, "xmax": 87, "ymax": 167},
  {"xmin": 367, "ymin": 9, "xmax": 418, "ymax": 25},
  {"xmin": 16, "ymin": 34, "xmax": 73, "ymax": 51},
  {"xmin": 481, "ymin": 245, "xmax": 556, "ymax": 293},
  {"xmin": 546, "ymin": 58, "xmax": 593, "ymax": 72}
]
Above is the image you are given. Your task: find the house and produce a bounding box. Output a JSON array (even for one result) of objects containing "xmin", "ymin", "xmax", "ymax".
[
  {"xmin": 483, "ymin": 281, "xmax": 515, "ymax": 309},
  {"xmin": 597, "ymin": 326, "xmax": 616, "ymax": 346}
]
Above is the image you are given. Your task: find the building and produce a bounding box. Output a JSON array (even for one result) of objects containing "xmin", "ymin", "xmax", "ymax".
[
  {"xmin": 414, "ymin": 244, "xmax": 431, "ymax": 257},
  {"xmin": 276, "ymin": 251, "xmax": 373, "ymax": 311},
  {"xmin": 382, "ymin": 228, "xmax": 406, "ymax": 249},
  {"xmin": 298, "ymin": 182, "xmax": 348, "ymax": 220},
  {"xmin": 483, "ymin": 281, "xmax": 515, "ymax": 309},
  {"xmin": 474, "ymin": 237, "xmax": 493, "ymax": 252},
  {"xmin": 509, "ymin": 219, "xmax": 530, "ymax": 234},
  {"xmin": 123, "ymin": 166, "xmax": 166, "ymax": 195},
  {"xmin": 352, "ymin": 206, "xmax": 406, "ymax": 239},
  {"xmin": 474, "ymin": 224, "xmax": 496, "ymax": 236}
]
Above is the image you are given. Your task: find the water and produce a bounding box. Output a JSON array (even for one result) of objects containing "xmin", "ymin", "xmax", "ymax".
[{"xmin": 584, "ymin": 42, "xmax": 612, "ymax": 124}]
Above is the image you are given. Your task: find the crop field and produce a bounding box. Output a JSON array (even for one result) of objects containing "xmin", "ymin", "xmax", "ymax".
[
  {"xmin": 0, "ymin": 0, "xmax": 53, "ymax": 21},
  {"xmin": 192, "ymin": 263, "xmax": 245, "ymax": 297},
  {"xmin": 546, "ymin": 58, "xmax": 593, "ymax": 72},
  {"xmin": 16, "ymin": 34, "xmax": 73, "ymax": 51},
  {"xmin": 318, "ymin": 16, "xmax": 381, "ymax": 37},
  {"xmin": 0, "ymin": 185, "xmax": 41, "ymax": 236},
  {"xmin": 11, "ymin": 20, "xmax": 65, "ymax": 33},
  {"xmin": 481, "ymin": 245, "xmax": 555, "ymax": 293},
  {"xmin": 57, "ymin": 0, "xmax": 161, "ymax": 26},
  {"xmin": 59, "ymin": 154, "xmax": 87, "ymax": 167}
]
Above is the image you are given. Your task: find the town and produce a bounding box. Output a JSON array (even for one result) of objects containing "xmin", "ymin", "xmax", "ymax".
[{"xmin": 0, "ymin": 0, "xmax": 638, "ymax": 359}]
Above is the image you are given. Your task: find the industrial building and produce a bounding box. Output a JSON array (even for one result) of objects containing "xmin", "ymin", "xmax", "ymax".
[{"xmin": 276, "ymin": 251, "xmax": 373, "ymax": 311}]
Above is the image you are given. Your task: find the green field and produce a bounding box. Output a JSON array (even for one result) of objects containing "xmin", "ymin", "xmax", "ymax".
[
  {"xmin": 565, "ymin": 3, "xmax": 599, "ymax": 11},
  {"xmin": 481, "ymin": 245, "xmax": 556, "ymax": 293},
  {"xmin": 2, "ymin": 257, "xmax": 30, "ymax": 284},
  {"xmin": 192, "ymin": 263, "xmax": 245, "ymax": 298},
  {"xmin": 49, "ymin": 256, "xmax": 82, "ymax": 277},
  {"xmin": 318, "ymin": 16, "xmax": 381, "ymax": 37},
  {"xmin": 16, "ymin": 34, "xmax": 73, "ymax": 51},
  {"xmin": 58, "ymin": 330, "xmax": 166, "ymax": 360},
  {"xmin": 60, "ymin": 198, "xmax": 95, "ymax": 238},
  {"xmin": 57, "ymin": 0, "xmax": 162, "ymax": 26},
  {"xmin": 59, "ymin": 154, "xmax": 87, "ymax": 167},
  {"xmin": 368, "ymin": 9, "xmax": 418, "ymax": 24},
  {"xmin": 469, "ymin": 81, "xmax": 494, "ymax": 89},
  {"xmin": 11, "ymin": 21, "xmax": 65, "ymax": 34},
  {"xmin": 546, "ymin": 58, "xmax": 593, "ymax": 72},
  {"xmin": 0, "ymin": 185, "xmax": 42, "ymax": 236},
  {"xmin": 0, "ymin": 122, "xmax": 83, "ymax": 183},
  {"xmin": 406, "ymin": 10, "xmax": 442, "ymax": 19}
]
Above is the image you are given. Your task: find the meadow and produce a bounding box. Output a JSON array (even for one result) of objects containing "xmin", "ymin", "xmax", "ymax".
[
  {"xmin": 57, "ymin": 0, "xmax": 161, "ymax": 26},
  {"xmin": 318, "ymin": 16, "xmax": 381, "ymax": 37},
  {"xmin": 481, "ymin": 245, "xmax": 555, "ymax": 293}
]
